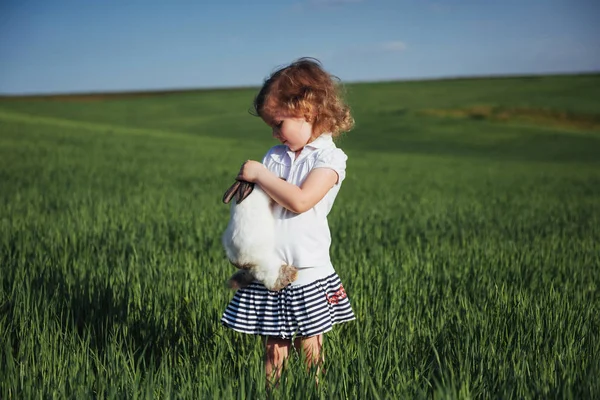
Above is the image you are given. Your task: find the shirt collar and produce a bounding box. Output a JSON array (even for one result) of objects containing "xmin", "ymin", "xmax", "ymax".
[
  {"xmin": 305, "ymin": 133, "xmax": 334, "ymax": 149},
  {"xmin": 284, "ymin": 134, "xmax": 334, "ymax": 163}
]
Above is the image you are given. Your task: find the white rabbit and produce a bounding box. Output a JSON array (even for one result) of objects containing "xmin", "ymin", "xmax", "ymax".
[{"xmin": 222, "ymin": 180, "xmax": 298, "ymax": 291}]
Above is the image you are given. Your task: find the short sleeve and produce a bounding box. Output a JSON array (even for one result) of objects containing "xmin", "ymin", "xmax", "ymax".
[
  {"xmin": 261, "ymin": 147, "xmax": 274, "ymax": 165},
  {"xmin": 313, "ymin": 148, "xmax": 348, "ymax": 185},
  {"xmin": 261, "ymin": 145, "xmax": 288, "ymax": 176}
]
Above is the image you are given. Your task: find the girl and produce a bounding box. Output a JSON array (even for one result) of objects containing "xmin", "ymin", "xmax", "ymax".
[{"xmin": 221, "ymin": 58, "xmax": 355, "ymax": 386}]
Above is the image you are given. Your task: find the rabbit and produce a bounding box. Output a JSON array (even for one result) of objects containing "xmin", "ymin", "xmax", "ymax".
[{"xmin": 222, "ymin": 180, "xmax": 298, "ymax": 291}]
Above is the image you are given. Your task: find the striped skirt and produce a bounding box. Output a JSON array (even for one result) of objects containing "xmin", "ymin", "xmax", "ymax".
[{"xmin": 221, "ymin": 273, "xmax": 355, "ymax": 339}]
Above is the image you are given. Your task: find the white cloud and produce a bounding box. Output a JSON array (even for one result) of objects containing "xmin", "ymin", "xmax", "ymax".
[{"xmin": 380, "ymin": 41, "xmax": 407, "ymax": 52}]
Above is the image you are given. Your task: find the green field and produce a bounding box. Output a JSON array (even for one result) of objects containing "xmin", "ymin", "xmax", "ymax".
[{"xmin": 1, "ymin": 74, "xmax": 599, "ymax": 399}]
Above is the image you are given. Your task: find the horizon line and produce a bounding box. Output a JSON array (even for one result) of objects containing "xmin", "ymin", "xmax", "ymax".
[{"xmin": 1, "ymin": 70, "xmax": 598, "ymax": 99}]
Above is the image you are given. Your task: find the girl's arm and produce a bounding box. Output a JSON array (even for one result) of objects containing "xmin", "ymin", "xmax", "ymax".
[{"xmin": 237, "ymin": 160, "xmax": 338, "ymax": 214}]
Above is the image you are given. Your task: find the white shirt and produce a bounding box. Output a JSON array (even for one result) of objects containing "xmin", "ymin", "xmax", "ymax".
[{"xmin": 262, "ymin": 134, "xmax": 348, "ymax": 286}]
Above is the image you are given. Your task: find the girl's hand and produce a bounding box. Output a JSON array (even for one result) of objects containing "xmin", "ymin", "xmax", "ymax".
[{"xmin": 236, "ymin": 160, "xmax": 267, "ymax": 183}]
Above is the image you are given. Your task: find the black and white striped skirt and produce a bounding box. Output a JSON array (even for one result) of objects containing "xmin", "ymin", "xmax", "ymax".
[{"xmin": 221, "ymin": 273, "xmax": 355, "ymax": 339}]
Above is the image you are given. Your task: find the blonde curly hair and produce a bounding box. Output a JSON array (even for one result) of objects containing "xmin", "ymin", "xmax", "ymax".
[{"xmin": 252, "ymin": 58, "xmax": 354, "ymax": 138}]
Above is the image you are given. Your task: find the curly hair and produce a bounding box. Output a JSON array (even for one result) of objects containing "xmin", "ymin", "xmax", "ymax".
[{"xmin": 252, "ymin": 58, "xmax": 354, "ymax": 138}]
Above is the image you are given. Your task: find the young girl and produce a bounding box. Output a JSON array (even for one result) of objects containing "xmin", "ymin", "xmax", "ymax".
[{"xmin": 221, "ymin": 58, "xmax": 355, "ymax": 385}]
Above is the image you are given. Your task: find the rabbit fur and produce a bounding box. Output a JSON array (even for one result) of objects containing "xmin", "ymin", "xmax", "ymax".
[{"xmin": 222, "ymin": 180, "xmax": 298, "ymax": 291}]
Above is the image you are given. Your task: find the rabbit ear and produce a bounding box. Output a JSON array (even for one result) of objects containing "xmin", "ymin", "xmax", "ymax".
[
  {"xmin": 223, "ymin": 181, "xmax": 241, "ymax": 204},
  {"xmin": 235, "ymin": 181, "xmax": 255, "ymax": 204}
]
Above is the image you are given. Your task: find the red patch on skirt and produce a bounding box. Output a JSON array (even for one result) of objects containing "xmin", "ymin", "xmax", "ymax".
[{"xmin": 326, "ymin": 285, "xmax": 347, "ymax": 304}]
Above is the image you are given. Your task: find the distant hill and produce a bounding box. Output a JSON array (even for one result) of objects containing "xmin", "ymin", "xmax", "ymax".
[{"xmin": 1, "ymin": 72, "xmax": 598, "ymax": 101}]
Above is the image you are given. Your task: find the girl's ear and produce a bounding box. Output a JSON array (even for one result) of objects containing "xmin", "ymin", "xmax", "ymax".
[
  {"xmin": 304, "ymin": 112, "xmax": 316, "ymax": 124},
  {"xmin": 307, "ymin": 111, "xmax": 322, "ymax": 136}
]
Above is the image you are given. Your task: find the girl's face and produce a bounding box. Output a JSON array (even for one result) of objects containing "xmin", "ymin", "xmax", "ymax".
[{"xmin": 268, "ymin": 113, "xmax": 314, "ymax": 153}]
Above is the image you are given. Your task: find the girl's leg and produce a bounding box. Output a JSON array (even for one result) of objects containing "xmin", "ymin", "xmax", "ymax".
[
  {"xmin": 294, "ymin": 334, "xmax": 324, "ymax": 379},
  {"xmin": 264, "ymin": 336, "xmax": 292, "ymax": 388}
]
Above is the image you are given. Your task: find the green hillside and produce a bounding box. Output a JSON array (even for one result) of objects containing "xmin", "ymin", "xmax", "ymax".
[{"xmin": 1, "ymin": 75, "xmax": 599, "ymax": 398}]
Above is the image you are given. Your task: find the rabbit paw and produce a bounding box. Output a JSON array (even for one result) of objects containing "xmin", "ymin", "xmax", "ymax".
[{"xmin": 267, "ymin": 265, "xmax": 298, "ymax": 291}]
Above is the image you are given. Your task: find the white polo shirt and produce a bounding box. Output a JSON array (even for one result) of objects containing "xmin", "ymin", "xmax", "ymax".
[
  {"xmin": 261, "ymin": 134, "xmax": 348, "ymax": 286},
  {"xmin": 263, "ymin": 134, "xmax": 348, "ymax": 286}
]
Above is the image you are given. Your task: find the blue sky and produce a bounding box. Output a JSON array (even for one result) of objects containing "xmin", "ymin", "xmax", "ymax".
[{"xmin": 1, "ymin": 0, "xmax": 598, "ymax": 94}]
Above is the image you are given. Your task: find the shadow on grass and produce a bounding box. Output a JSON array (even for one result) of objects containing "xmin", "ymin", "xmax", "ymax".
[{"xmin": 10, "ymin": 246, "xmax": 219, "ymax": 369}]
